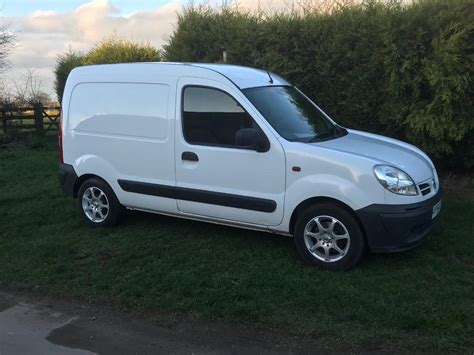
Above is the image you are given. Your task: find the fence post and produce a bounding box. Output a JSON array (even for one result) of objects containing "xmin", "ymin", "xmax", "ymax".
[
  {"xmin": 33, "ymin": 103, "xmax": 44, "ymax": 136},
  {"xmin": 1, "ymin": 109, "xmax": 6, "ymax": 136}
]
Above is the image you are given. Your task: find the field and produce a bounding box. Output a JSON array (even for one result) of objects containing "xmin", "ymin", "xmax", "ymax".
[{"xmin": 0, "ymin": 142, "xmax": 473, "ymax": 351}]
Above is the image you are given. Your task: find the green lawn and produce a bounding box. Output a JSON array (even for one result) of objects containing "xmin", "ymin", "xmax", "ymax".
[{"xmin": 0, "ymin": 143, "xmax": 473, "ymax": 351}]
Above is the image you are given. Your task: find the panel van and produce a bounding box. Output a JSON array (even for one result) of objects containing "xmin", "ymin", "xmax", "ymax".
[{"xmin": 58, "ymin": 63, "xmax": 442, "ymax": 270}]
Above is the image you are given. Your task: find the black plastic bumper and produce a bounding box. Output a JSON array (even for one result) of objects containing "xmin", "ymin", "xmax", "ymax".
[
  {"xmin": 356, "ymin": 189, "xmax": 442, "ymax": 253},
  {"xmin": 58, "ymin": 163, "xmax": 78, "ymax": 197}
]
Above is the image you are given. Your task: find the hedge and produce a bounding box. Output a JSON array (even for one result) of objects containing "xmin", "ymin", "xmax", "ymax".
[{"xmin": 164, "ymin": 0, "xmax": 474, "ymax": 170}]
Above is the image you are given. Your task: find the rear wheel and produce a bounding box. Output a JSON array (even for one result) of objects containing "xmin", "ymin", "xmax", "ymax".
[
  {"xmin": 78, "ymin": 177, "xmax": 122, "ymax": 227},
  {"xmin": 294, "ymin": 203, "xmax": 366, "ymax": 270}
]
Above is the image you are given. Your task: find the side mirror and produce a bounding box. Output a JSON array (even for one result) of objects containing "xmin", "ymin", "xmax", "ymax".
[{"xmin": 235, "ymin": 128, "xmax": 270, "ymax": 153}]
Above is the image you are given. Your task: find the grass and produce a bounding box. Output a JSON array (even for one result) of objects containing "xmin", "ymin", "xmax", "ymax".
[{"xmin": 0, "ymin": 142, "xmax": 473, "ymax": 351}]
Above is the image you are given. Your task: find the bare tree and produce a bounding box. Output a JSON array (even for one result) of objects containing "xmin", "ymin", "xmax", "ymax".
[
  {"xmin": 0, "ymin": 79, "xmax": 14, "ymax": 107},
  {"xmin": 0, "ymin": 69, "xmax": 51, "ymax": 108},
  {"xmin": 13, "ymin": 69, "xmax": 50, "ymax": 106},
  {"xmin": 0, "ymin": 9, "xmax": 15, "ymax": 73},
  {"xmin": 0, "ymin": 5, "xmax": 15, "ymax": 109}
]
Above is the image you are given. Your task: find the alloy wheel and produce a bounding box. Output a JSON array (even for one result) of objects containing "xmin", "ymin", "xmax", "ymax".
[
  {"xmin": 303, "ymin": 215, "xmax": 351, "ymax": 262},
  {"xmin": 81, "ymin": 186, "xmax": 109, "ymax": 223}
]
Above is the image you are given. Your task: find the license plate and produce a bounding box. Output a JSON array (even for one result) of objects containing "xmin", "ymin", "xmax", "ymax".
[{"xmin": 432, "ymin": 200, "xmax": 442, "ymax": 219}]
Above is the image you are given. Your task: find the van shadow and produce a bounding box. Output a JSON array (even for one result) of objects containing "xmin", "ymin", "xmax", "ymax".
[
  {"xmin": 117, "ymin": 209, "xmax": 415, "ymax": 270},
  {"xmin": 122, "ymin": 208, "xmax": 286, "ymax": 238},
  {"xmin": 119, "ymin": 208, "xmax": 301, "ymax": 259}
]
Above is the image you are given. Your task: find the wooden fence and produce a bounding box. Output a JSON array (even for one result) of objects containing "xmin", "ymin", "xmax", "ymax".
[{"xmin": 0, "ymin": 104, "xmax": 61, "ymax": 136}]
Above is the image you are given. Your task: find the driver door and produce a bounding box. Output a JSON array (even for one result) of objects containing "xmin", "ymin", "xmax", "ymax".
[{"xmin": 174, "ymin": 77, "xmax": 286, "ymax": 226}]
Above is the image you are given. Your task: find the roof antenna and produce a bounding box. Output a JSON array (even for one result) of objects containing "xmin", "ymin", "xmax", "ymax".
[{"xmin": 266, "ymin": 70, "xmax": 274, "ymax": 84}]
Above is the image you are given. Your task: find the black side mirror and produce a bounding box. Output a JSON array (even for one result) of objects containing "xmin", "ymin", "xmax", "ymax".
[{"xmin": 235, "ymin": 128, "xmax": 270, "ymax": 153}]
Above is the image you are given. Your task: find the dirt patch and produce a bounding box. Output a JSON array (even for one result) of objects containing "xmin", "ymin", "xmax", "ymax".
[
  {"xmin": 0, "ymin": 293, "xmax": 15, "ymax": 312},
  {"xmin": 1, "ymin": 291, "xmax": 325, "ymax": 354}
]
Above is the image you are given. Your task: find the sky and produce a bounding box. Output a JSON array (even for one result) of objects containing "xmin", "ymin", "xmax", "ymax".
[
  {"xmin": 0, "ymin": 0, "xmax": 294, "ymax": 101},
  {"xmin": 0, "ymin": 0, "xmax": 188, "ymax": 99},
  {"xmin": 2, "ymin": 0, "xmax": 173, "ymax": 16}
]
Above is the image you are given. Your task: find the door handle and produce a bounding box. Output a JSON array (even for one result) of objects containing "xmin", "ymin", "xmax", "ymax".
[{"xmin": 182, "ymin": 151, "xmax": 199, "ymax": 162}]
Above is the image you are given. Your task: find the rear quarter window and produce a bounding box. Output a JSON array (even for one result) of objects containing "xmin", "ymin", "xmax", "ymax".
[{"xmin": 68, "ymin": 82, "xmax": 170, "ymax": 139}]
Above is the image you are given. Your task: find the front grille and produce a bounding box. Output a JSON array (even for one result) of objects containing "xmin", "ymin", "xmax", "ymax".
[{"xmin": 418, "ymin": 181, "xmax": 432, "ymax": 196}]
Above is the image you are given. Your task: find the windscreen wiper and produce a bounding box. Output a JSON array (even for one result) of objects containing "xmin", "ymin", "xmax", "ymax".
[
  {"xmin": 308, "ymin": 126, "xmax": 348, "ymax": 143},
  {"xmin": 307, "ymin": 127, "xmax": 337, "ymax": 143}
]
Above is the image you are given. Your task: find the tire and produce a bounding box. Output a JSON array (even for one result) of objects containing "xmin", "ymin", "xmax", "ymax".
[
  {"xmin": 77, "ymin": 177, "xmax": 122, "ymax": 227},
  {"xmin": 294, "ymin": 202, "xmax": 366, "ymax": 270}
]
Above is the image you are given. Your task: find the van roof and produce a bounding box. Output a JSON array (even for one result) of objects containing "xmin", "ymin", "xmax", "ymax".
[
  {"xmin": 188, "ymin": 63, "xmax": 290, "ymax": 89},
  {"xmin": 69, "ymin": 62, "xmax": 291, "ymax": 90}
]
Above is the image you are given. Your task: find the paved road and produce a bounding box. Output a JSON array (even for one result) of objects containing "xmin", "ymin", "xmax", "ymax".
[{"xmin": 0, "ymin": 292, "xmax": 315, "ymax": 354}]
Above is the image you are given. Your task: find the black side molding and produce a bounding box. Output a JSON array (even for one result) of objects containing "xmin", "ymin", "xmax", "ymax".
[{"xmin": 118, "ymin": 179, "xmax": 277, "ymax": 213}]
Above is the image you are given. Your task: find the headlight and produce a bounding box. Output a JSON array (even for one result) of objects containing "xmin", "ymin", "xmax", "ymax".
[{"xmin": 373, "ymin": 165, "xmax": 418, "ymax": 195}]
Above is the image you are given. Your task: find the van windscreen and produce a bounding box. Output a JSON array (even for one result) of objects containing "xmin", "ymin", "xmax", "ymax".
[{"xmin": 243, "ymin": 86, "xmax": 346, "ymax": 142}]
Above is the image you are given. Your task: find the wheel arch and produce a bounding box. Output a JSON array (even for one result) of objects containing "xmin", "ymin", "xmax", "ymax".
[
  {"xmin": 288, "ymin": 196, "xmax": 367, "ymax": 238},
  {"xmin": 74, "ymin": 174, "xmax": 109, "ymax": 198}
]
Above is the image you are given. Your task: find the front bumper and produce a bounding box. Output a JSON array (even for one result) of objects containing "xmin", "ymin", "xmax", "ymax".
[
  {"xmin": 356, "ymin": 188, "xmax": 442, "ymax": 253},
  {"xmin": 58, "ymin": 163, "xmax": 78, "ymax": 197}
]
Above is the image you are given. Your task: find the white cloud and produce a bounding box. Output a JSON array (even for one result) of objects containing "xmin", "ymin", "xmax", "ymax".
[
  {"xmin": 2, "ymin": 0, "xmax": 324, "ymax": 100},
  {"xmin": 2, "ymin": 0, "xmax": 182, "ymax": 100}
]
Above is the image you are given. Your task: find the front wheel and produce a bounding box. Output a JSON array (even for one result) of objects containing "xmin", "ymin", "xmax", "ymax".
[
  {"xmin": 78, "ymin": 177, "xmax": 122, "ymax": 227},
  {"xmin": 294, "ymin": 203, "xmax": 366, "ymax": 270}
]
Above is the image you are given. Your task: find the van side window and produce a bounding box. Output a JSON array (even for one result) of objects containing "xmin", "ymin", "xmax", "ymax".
[{"xmin": 182, "ymin": 86, "xmax": 256, "ymax": 148}]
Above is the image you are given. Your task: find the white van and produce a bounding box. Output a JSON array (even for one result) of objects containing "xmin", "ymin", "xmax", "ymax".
[{"xmin": 58, "ymin": 63, "xmax": 442, "ymax": 270}]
